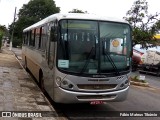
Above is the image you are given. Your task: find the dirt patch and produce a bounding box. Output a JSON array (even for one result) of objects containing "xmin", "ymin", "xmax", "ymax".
[{"xmin": 0, "ymin": 53, "xmax": 21, "ymax": 69}]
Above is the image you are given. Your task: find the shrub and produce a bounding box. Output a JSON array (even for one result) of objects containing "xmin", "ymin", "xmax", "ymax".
[
  {"xmin": 130, "ymin": 75, "xmax": 147, "ymax": 83},
  {"xmin": 0, "ymin": 33, "xmax": 3, "ymax": 50},
  {"xmin": 12, "ymin": 37, "xmax": 22, "ymax": 48}
]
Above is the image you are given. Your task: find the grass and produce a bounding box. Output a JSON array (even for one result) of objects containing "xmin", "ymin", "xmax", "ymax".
[{"xmin": 130, "ymin": 75, "xmax": 147, "ymax": 83}]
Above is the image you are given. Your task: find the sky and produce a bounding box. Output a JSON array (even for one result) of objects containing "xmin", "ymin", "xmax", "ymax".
[{"xmin": 0, "ymin": 0, "xmax": 160, "ymax": 28}]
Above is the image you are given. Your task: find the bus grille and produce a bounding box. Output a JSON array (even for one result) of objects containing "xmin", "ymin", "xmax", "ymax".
[
  {"xmin": 77, "ymin": 94, "xmax": 116, "ymax": 100},
  {"xmin": 77, "ymin": 84, "xmax": 117, "ymax": 90}
]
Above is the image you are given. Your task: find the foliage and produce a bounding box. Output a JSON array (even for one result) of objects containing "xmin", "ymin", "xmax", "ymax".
[
  {"xmin": 0, "ymin": 25, "xmax": 8, "ymax": 50},
  {"xmin": 18, "ymin": 0, "xmax": 60, "ymax": 21},
  {"xmin": 0, "ymin": 25, "xmax": 8, "ymax": 36},
  {"xmin": 154, "ymin": 20, "xmax": 160, "ymax": 32},
  {"xmin": 12, "ymin": 37, "xmax": 22, "ymax": 48},
  {"xmin": 130, "ymin": 75, "xmax": 147, "ymax": 83},
  {"xmin": 9, "ymin": 0, "xmax": 60, "ymax": 47},
  {"xmin": 0, "ymin": 32, "xmax": 3, "ymax": 50},
  {"xmin": 123, "ymin": 0, "xmax": 160, "ymax": 48},
  {"xmin": 69, "ymin": 9, "xmax": 87, "ymax": 13}
]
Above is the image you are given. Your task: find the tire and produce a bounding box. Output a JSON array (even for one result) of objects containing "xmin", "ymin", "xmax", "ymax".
[
  {"xmin": 39, "ymin": 70, "xmax": 45, "ymax": 93},
  {"xmin": 24, "ymin": 57, "xmax": 29, "ymax": 72},
  {"xmin": 157, "ymin": 69, "xmax": 160, "ymax": 77}
]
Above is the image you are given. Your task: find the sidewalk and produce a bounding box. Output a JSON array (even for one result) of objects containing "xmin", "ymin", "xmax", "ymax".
[{"xmin": 0, "ymin": 47, "xmax": 66, "ymax": 120}]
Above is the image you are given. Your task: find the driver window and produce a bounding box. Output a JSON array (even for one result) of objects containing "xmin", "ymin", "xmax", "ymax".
[
  {"xmin": 48, "ymin": 22, "xmax": 57, "ymax": 69},
  {"xmin": 50, "ymin": 25, "xmax": 57, "ymax": 42}
]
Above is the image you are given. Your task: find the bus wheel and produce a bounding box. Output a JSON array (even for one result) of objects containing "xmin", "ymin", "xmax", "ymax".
[
  {"xmin": 157, "ymin": 69, "xmax": 160, "ymax": 77},
  {"xmin": 39, "ymin": 70, "xmax": 45, "ymax": 93},
  {"xmin": 24, "ymin": 57, "xmax": 29, "ymax": 72}
]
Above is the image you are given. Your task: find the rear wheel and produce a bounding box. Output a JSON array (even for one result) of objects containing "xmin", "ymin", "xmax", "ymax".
[
  {"xmin": 24, "ymin": 57, "xmax": 29, "ymax": 72},
  {"xmin": 39, "ymin": 70, "xmax": 45, "ymax": 93}
]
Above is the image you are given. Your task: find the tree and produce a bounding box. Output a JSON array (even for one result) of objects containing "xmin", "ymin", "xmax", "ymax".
[
  {"xmin": 123, "ymin": 0, "xmax": 160, "ymax": 48},
  {"xmin": 18, "ymin": 0, "xmax": 60, "ymax": 22},
  {"xmin": 0, "ymin": 25, "xmax": 8, "ymax": 50},
  {"xmin": 0, "ymin": 32, "xmax": 3, "ymax": 50},
  {"xmin": 9, "ymin": 0, "xmax": 60, "ymax": 47},
  {"xmin": 69, "ymin": 9, "xmax": 87, "ymax": 13},
  {"xmin": 154, "ymin": 20, "xmax": 160, "ymax": 32},
  {"xmin": 0, "ymin": 25, "xmax": 8, "ymax": 36}
]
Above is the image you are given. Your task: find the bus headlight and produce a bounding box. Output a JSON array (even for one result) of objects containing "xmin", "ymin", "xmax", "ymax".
[
  {"xmin": 60, "ymin": 79, "xmax": 75, "ymax": 90},
  {"xmin": 125, "ymin": 79, "xmax": 129, "ymax": 84},
  {"xmin": 56, "ymin": 76, "xmax": 62, "ymax": 86},
  {"xmin": 68, "ymin": 84, "xmax": 73, "ymax": 88},
  {"xmin": 120, "ymin": 79, "xmax": 129, "ymax": 89},
  {"xmin": 62, "ymin": 80, "xmax": 68, "ymax": 85}
]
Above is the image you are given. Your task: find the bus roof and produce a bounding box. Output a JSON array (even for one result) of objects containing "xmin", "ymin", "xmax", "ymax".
[{"xmin": 23, "ymin": 13, "xmax": 129, "ymax": 32}]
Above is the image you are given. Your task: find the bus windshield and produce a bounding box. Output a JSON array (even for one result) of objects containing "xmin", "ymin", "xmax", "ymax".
[{"xmin": 57, "ymin": 20, "xmax": 131, "ymax": 76}]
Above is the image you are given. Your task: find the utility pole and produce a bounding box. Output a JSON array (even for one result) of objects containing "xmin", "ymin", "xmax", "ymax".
[{"xmin": 9, "ymin": 7, "xmax": 17, "ymax": 51}]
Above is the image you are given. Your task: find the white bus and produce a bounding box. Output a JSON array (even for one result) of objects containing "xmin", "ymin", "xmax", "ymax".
[{"xmin": 22, "ymin": 13, "xmax": 132, "ymax": 103}]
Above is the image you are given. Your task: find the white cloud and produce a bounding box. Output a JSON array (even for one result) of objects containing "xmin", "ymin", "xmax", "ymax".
[
  {"xmin": 55, "ymin": 0, "xmax": 133, "ymax": 19},
  {"xmin": 0, "ymin": 0, "xmax": 159, "ymax": 27},
  {"xmin": 0, "ymin": 0, "xmax": 28, "ymax": 27}
]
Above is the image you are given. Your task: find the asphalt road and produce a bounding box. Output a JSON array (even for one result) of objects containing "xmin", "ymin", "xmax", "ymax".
[
  {"xmin": 53, "ymin": 86, "xmax": 160, "ymax": 120},
  {"xmin": 12, "ymin": 47, "xmax": 160, "ymax": 120}
]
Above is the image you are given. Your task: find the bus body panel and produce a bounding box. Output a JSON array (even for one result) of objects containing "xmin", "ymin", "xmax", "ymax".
[
  {"xmin": 22, "ymin": 47, "xmax": 44, "ymax": 81},
  {"xmin": 22, "ymin": 46, "xmax": 56, "ymax": 99},
  {"xmin": 62, "ymin": 74, "xmax": 129, "ymax": 92},
  {"xmin": 52, "ymin": 68, "xmax": 130, "ymax": 103}
]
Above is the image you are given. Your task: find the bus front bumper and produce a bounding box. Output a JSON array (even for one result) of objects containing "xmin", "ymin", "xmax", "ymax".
[{"xmin": 53, "ymin": 86, "xmax": 129, "ymax": 103}]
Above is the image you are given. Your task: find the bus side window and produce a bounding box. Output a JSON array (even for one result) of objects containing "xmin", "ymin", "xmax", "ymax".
[
  {"xmin": 35, "ymin": 28, "xmax": 40, "ymax": 49},
  {"xmin": 25, "ymin": 32, "xmax": 28, "ymax": 45},
  {"xmin": 50, "ymin": 24, "xmax": 57, "ymax": 42},
  {"xmin": 28, "ymin": 31, "xmax": 31, "ymax": 46},
  {"xmin": 41, "ymin": 25, "xmax": 47, "ymax": 50},
  {"xmin": 23, "ymin": 33, "xmax": 27, "ymax": 45},
  {"xmin": 39, "ymin": 27, "xmax": 42, "ymax": 49},
  {"xmin": 48, "ymin": 22, "xmax": 57, "ymax": 69},
  {"xmin": 29, "ymin": 29, "xmax": 36, "ymax": 47}
]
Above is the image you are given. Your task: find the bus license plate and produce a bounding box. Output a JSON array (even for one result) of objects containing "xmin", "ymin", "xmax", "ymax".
[{"xmin": 90, "ymin": 100, "xmax": 104, "ymax": 105}]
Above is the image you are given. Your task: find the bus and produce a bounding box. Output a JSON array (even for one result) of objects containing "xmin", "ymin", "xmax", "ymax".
[{"xmin": 22, "ymin": 13, "xmax": 132, "ymax": 103}]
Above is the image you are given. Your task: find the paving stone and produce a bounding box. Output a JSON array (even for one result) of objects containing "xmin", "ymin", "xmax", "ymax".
[
  {"xmin": 4, "ymin": 102, "xmax": 17, "ymax": 111},
  {"xmin": 4, "ymin": 118, "xmax": 19, "ymax": 120},
  {"xmin": 38, "ymin": 105, "xmax": 53, "ymax": 111}
]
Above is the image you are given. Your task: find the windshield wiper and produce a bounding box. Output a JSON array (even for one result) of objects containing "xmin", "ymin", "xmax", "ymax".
[
  {"xmin": 103, "ymin": 51, "xmax": 120, "ymax": 76},
  {"xmin": 80, "ymin": 46, "xmax": 95, "ymax": 74}
]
